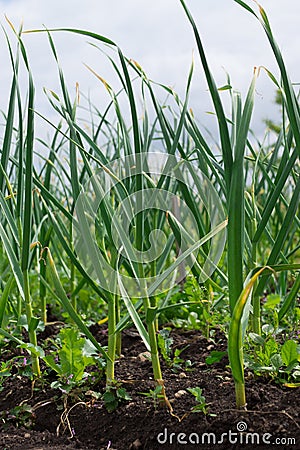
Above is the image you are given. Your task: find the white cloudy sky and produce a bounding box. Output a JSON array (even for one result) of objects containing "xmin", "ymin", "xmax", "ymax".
[{"xmin": 0, "ymin": 0, "xmax": 299, "ymax": 139}]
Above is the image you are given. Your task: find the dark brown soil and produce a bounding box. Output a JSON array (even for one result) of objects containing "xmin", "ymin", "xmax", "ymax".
[{"xmin": 0, "ymin": 327, "xmax": 299, "ymax": 450}]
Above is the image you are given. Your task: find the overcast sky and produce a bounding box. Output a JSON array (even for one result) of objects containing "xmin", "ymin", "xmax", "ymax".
[{"xmin": 0, "ymin": 0, "xmax": 299, "ymax": 140}]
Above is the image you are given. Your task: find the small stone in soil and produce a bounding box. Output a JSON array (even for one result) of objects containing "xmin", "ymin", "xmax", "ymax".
[
  {"xmin": 130, "ymin": 438, "xmax": 142, "ymax": 449},
  {"xmin": 138, "ymin": 351, "xmax": 151, "ymax": 362},
  {"xmin": 174, "ymin": 389, "xmax": 187, "ymax": 398}
]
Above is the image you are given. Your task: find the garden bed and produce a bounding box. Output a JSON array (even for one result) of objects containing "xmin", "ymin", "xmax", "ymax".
[
  {"xmin": 0, "ymin": 1, "xmax": 300, "ymax": 449},
  {"xmin": 1, "ymin": 327, "xmax": 299, "ymax": 450}
]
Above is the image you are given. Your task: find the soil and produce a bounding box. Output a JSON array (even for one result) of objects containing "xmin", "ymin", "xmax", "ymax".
[{"xmin": 0, "ymin": 326, "xmax": 299, "ymax": 450}]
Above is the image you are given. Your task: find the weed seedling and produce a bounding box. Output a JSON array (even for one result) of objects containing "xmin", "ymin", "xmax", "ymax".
[
  {"xmin": 157, "ymin": 328, "xmax": 173, "ymax": 366},
  {"xmin": 139, "ymin": 385, "xmax": 164, "ymax": 409},
  {"xmin": 245, "ymin": 331, "xmax": 300, "ymax": 384},
  {"xmin": 102, "ymin": 383, "xmax": 132, "ymax": 412},
  {"xmin": 157, "ymin": 328, "xmax": 192, "ymax": 372},
  {"xmin": 0, "ymin": 361, "xmax": 11, "ymax": 392},
  {"xmin": 2, "ymin": 404, "xmax": 35, "ymax": 429},
  {"xmin": 205, "ymin": 350, "xmax": 227, "ymax": 365},
  {"xmin": 187, "ymin": 387, "xmax": 208, "ymax": 415},
  {"xmin": 43, "ymin": 327, "xmax": 104, "ymax": 393}
]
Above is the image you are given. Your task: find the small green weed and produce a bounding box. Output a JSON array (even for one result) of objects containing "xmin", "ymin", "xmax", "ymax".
[
  {"xmin": 245, "ymin": 327, "xmax": 300, "ymax": 383},
  {"xmin": 1, "ymin": 404, "xmax": 35, "ymax": 429},
  {"xmin": 205, "ymin": 350, "xmax": 227, "ymax": 365},
  {"xmin": 102, "ymin": 384, "xmax": 132, "ymax": 412},
  {"xmin": 157, "ymin": 328, "xmax": 192, "ymax": 372},
  {"xmin": 0, "ymin": 361, "xmax": 11, "ymax": 392},
  {"xmin": 187, "ymin": 387, "xmax": 208, "ymax": 414},
  {"xmin": 43, "ymin": 327, "xmax": 105, "ymax": 393},
  {"xmin": 139, "ymin": 385, "xmax": 164, "ymax": 409}
]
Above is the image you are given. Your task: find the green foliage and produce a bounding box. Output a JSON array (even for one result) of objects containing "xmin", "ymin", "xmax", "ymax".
[
  {"xmin": 172, "ymin": 348, "xmax": 193, "ymax": 372},
  {"xmin": 102, "ymin": 384, "xmax": 132, "ymax": 412},
  {"xmin": 264, "ymin": 294, "xmax": 281, "ymax": 310},
  {"xmin": 139, "ymin": 385, "xmax": 164, "ymax": 409},
  {"xmin": 281, "ymin": 340, "xmax": 299, "ymax": 367},
  {"xmin": 187, "ymin": 387, "xmax": 208, "ymax": 414},
  {"xmin": 0, "ymin": 361, "xmax": 11, "ymax": 392},
  {"xmin": 246, "ymin": 327, "xmax": 300, "ymax": 382},
  {"xmin": 157, "ymin": 328, "xmax": 173, "ymax": 365},
  {"xmin": 158, "ymin": 277, "xmax": 223, "ymax": 338},
  {"xmin": 205, "ymin": 350, "xmax": 227, "ymax": 365},
  {"xmin": 43, "ymin": 328, "xmax": 104, "ymax": 392},
  {"xmin": 157, "ymin": 328, "xmax": 192, "ymax": 372},
  {"xmin": 0, "ymin": 0, "xmax": 298, "ymax": 413},
  {"xmin": 2, "ymin": 403, "xmax": 34, "ymax": 429}
]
